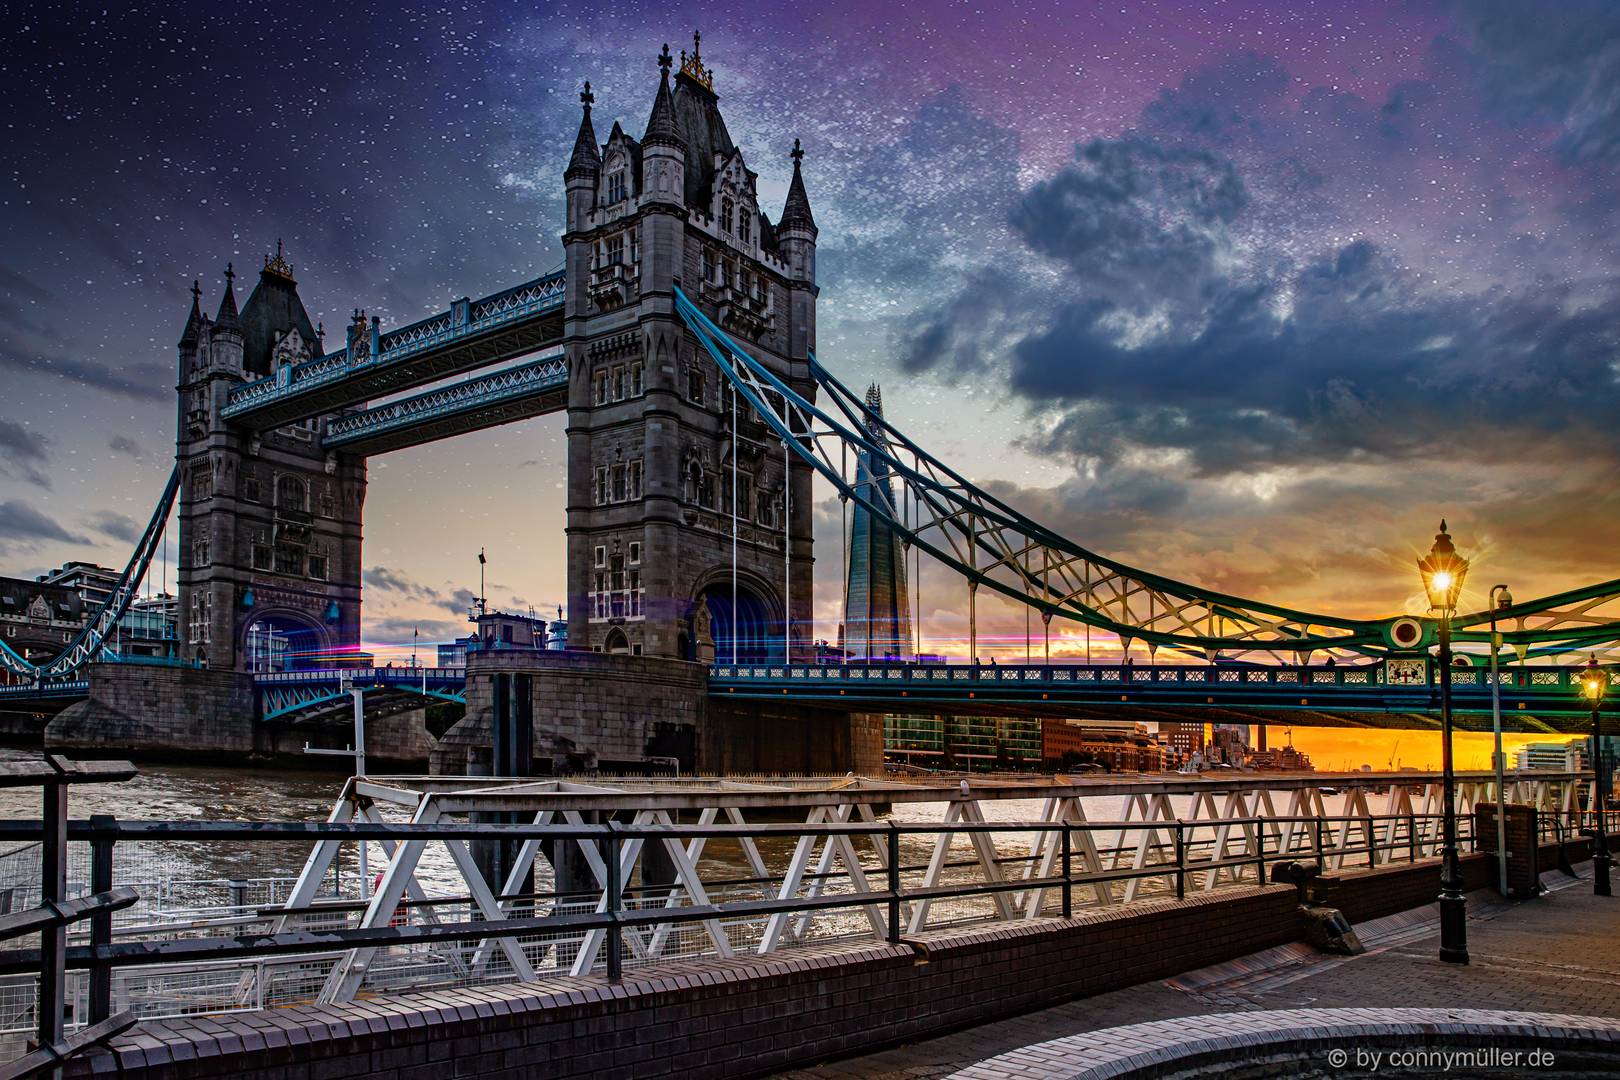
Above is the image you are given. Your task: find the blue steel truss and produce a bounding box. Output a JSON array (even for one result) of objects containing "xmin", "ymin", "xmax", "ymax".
[
  {"xmin": 321, "ymin": 353, "xmax": 567, "ymax": 451},
  {"xmin": 709, "ymin": 661, "xmax": 1604, "ymax": 720},
  {"xmin": 222, "ymin": 272, "xmax": 565, "ymax": 421},
  {"xmin": 674, "ymin": 288, "xmax": 1620, "ymax": 664},
  {"xmin": 255, "ymin": 667, "xmax": 467, "ymax": 722},
  {"xmin": 0, "ymin": 467, "xmax": 180, "ymax": 680}
]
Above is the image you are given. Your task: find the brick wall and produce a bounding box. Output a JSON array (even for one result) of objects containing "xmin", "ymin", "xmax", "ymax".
[
  {"xmin": 1309, "ymin": 853, "xmax": 1493, "ymax": 925},
  {"xmin": 69, "ymin": 885, "xmax": 1298, "ymax": 1080}
]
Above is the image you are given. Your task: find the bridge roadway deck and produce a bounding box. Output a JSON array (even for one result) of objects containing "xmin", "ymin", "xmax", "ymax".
[{"xmin": 782, "ymin": 864, "xmax": 1620, "ymax": 1079}]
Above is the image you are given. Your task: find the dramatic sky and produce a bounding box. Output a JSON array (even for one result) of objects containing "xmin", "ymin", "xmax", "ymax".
[{"xmin": 2, "ymin": 0, "xmax": 1618, "ymax": 660}]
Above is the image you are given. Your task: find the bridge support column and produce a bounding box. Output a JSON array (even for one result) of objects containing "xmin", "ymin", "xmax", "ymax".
[{"xmin": 46, "ymin": 663, "xmax": 257, "ymax": 760}]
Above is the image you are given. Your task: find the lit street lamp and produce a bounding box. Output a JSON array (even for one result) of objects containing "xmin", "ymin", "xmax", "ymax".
[
  {"xmin": 1488, "ymin": 585, "xmax": 1512, "ymax": 897},
  {"xmin": 1582, "ymin": 656, "xmax": 1611, "ymax": 897},
  {"xmin": 1418, "ymin": 519, "xmax": 1469, "ymax": 964}
]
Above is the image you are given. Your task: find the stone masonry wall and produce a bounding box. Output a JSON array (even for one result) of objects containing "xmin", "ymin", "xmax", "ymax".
[
  {"xmin": 432, "ymin": 648, "xmax": 883, "ymax": 776},
  {"xmin": 46, "ymin": 663, "xmax": 258, "ymax": 759}
]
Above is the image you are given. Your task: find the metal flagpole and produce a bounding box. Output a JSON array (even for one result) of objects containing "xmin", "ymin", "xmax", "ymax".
[
  {"xmin": 731, "ymin": 384, "xmax": 738, "ymax": 666},
  {"xmin": 782, "ymin": 433, "xmax": 790, "ymax": 663}
]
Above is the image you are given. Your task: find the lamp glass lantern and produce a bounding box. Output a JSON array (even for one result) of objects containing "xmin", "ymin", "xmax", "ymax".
[{"xmin": 1417, "ymin": 519, "xmax": 1469, "ymax": 613}]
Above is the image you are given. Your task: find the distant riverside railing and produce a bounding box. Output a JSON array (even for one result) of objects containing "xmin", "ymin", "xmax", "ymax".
[
  {"xmin": 221, "ymin": 271, "xmax": 566, "ymax": 417},
  {"xmin": 711, "ymin": 661, "xmax": 1606, "ymax": 693},
  {"xmin": 0, "ymin": 766, "xmax": 1606, "ymax": 1054}
]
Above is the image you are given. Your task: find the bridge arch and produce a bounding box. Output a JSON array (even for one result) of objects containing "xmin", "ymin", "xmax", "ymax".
[
  {"xmin": 241, "ymin": 609, "xmax": 329, "ymax": 672},
  {"xmin": 692, "ymin": 568, "xmax": 781, "ymax": 666}
]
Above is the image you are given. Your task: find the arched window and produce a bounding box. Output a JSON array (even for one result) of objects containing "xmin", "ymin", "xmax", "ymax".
[
  {"xmin": 276, "ymin": 475, "xmax": 307, "ymax": 513},
  {"xmin": 739, "ymin": 211, "xmax": 752, "ymax": 245},
  {"xmin": 721, "ymin": 196, "xmax": 734, "ymax": 234},
  {"xmin": 604, "ymin": 628, "xmax": 630, "ymax": 655}
]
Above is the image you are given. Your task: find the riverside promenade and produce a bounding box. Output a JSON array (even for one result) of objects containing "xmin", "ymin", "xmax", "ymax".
[{"xmin": 784, "ymin": 866, "xmax": 1620, "ymax": 1078}]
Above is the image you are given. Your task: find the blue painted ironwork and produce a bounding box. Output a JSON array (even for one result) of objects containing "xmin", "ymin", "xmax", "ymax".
[
  {"xmin": 0, "ymin": 468, "xmax": 180, "ymax": 680},
  {"xmin": 708, "ymin": 661, "xmax": 1606, "ymax": 718},
  {"xmin": 222, "ymin": 272, "xmax": 565, "ymax": 420},
  {"xmin": 673, "ymin": 288, "xmax": 1620, "ymax": 664},
  {"xmin": 321, "ymin": 353, "xmax": 567, "ymax": 450},
  {"xmin": 255, "ymin": 667, "xmax": 466, "ymax": 722}
]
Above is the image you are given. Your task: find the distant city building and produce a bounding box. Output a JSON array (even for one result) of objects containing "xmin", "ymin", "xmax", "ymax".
[
  {"xmin": 2, "ymin": 563, "xmax": 179, "ymax": 670},
  {"xmin": 1158, "ymin": 722, "xmax": 1205, "ymax": 762},
  {"xmin": 38, "ymin": 562, "xmax": 120, "ymax": 608},
  {"xmin": 1249, "ymin": 742, "xmax": 1315, "ymax": 772},
  {"xmin": 1041, "ymin": 720, "xmax": 1165, "ymax": 773},
  {"xmin": 884, "ymin": 714, "xmax": 1041, "ymax": 771},
  {"xmin": 118, "ymin": 593, "xmax": 179, "ymax": 660},
  {"xmin": 438, "ymin": 610, "xmax": 567, "ymax": 666},
  {"xmin": 0, "ymin": 574, "xmax": 84, "ymax": 683},
  {"xmin": 1207, "ymin": 725, "xmax": 1251, "ymax": 767},
  {"xmin": 1515, "ymin": 741, "xmax": 1585, "ymax": 771},
  {"xmin": 843, "ymin": 385, "xmax": 913, "ymax": 662}
]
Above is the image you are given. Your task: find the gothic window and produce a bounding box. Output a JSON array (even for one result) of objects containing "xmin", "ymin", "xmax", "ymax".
[
  {"xmin": 192, "ymin": 538, "xmax": 211, "ymax": 568},
  {"xmin": 757, "ymin": 489, "xmax": 775, "ymax": 528},
  {"xmin": 604, "ymin": 234, "xmax": 624, "ymax": 266},
  {"xmin": 607, "ymin": 170, "xmax": 628, "ymax": 204},
  {"xmin": 251, "ymin": 544, "xmax": 272, "ymax": 571},
  {"xmin": 630, "ymin": 232, "xmax": 640, "ymax": 266},
  {"xmin": 628, "ymin": 541, "xmax": 641, "ymax": 564},
  {"xmin": 739, "ymin": 212, "xmax": 752, "ymax": 245},
  {"xmin": 612, "ymin": 366, "xmax": 626, "ymax": 400},
  {"xmin": 611, "ymin": 464, "xmax": 626, "ymax": 502},
  {"xmin": 189, "ymin": 592, "xmax": 211, "ymax": 646},
  {"xmin": 276, "ymin": 476, "xmax": 307, "ymax": 513},
  {"xmin": 318, "ymin": 493, "xmax": 336, "ymax": 519},
  {"xmin": 595, "ymin": 466, "xmax": 609, "ymax": 505},
  {"xmin": 701, "ymin": 247, "xmax": 715, "ymax": 283},
  {"xmin": 687, "ymin": 367, "xmax": 705, "ymax": 405},
  {"xmin": 274, "ymin": 545, "xmax": 305, "ymax": 576},
  {"xmin": 189, "ymin": 463, "xmax": 213, "ymax": 502},
  {"xmin": 736, "ymin": 475, "xmax": 753, "ymax": 520},
  {"xmin": 242, "ymin": 474, "xmax": 261, "ymax": 503},
  {"xmin": 627, "ymin": 460, "xmax": 642, "ymax": 500},
  {"xmin": 630, "ymin": 362, "xmax": 644, "ymax": 396},
  {"xmin": 593, "ymin": 370, "xmax": 608, "ymax": 405},
  {"xmin": 629, "ymin": 570, "xmax": 642, "ymax": 617},
  {"xmin": 308, "ymin": 555, "xmax": 328, "ymax": 581},
  {"xmin": 594, "ymin": 545, "xmax": 607, "ymax": 568},
  {"xmin": 721, "ymin": 196, "xmax": 734, "ymax": 234}
]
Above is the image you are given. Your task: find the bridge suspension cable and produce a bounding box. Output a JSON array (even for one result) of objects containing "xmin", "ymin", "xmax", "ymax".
[
  {"xmin": 674, "ymin": 288, "xmax": 1620, "ymax": 663},
  {"xmin": 0, "ymin": 466, "xmax": 181, "ymax": 680}
]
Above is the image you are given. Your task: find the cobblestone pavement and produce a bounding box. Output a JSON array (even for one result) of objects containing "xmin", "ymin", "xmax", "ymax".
[{"xmin": 776, "ymin": 867, "xmax": 1620, "ymax": 1079}]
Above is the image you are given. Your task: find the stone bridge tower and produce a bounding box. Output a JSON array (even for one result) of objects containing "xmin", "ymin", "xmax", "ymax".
[
  {"xmin": 174, "ymin": 249, "xmax": 366, "ymax": 671},
  {"xmin": 562, "ymin": 35, "xmax": 818, "ymax": 663}
]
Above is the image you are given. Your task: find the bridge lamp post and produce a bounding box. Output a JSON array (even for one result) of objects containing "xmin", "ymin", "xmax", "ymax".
[
  {"xmin": 1418, "ymin": 520, "xmax": 1469, "ymax": 964},
  {"xmin": 1488, "ymin": 585, "xmax": 1512, "ymax": 897},
  {"xmin": 1582, "ymin": 656, "xmax": 1612, "ymax": 897}
]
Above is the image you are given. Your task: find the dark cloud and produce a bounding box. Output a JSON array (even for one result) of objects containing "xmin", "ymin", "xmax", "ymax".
[
  {"xmin": 107, "ymin": 436, "xmax": 143, "ymax": 460},
  {"xmin": 367, "ymin": 616, "xmax": 467, "ymax": 645},
  {"xmin": 0, "ymin": 335, "xmax": 171, "ymax": 402},
  {"xmin": 1459, "ymin": 0, "xmax": 1620, "ymax": 165},
  {"xmin": 363, "ymin": 566, "xmax": 420, "ymax": 594},
  {"xmin": 0, "ymin": 500, "xmax": 85, "ymax": 543},
  {"xmin": 86, "ymin": 510, "xmax": 141, "ymax": 544},
  {"xmin": 0, "ymin": 420, "xmax": 50, "ymax": 489}
]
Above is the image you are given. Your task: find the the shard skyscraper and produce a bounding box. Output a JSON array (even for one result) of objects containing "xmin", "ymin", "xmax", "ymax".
[{"xmin": 842, "ymin": 384, "xmax": 914, "ymax": 661}]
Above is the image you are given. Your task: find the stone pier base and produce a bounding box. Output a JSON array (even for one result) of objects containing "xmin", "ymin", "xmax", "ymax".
[{"xmin": 433, "ymin": 649, "xmax": 882, "ymax": 776}]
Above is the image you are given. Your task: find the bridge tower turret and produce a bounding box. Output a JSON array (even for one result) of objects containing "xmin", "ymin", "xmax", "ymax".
[
  {"xmin": 174, "ymin": 248, "xmax": 366, "ymax": 672},
  {"xmin": 562, "ymin": 34, "xmax": 817, "ymax": 663}
]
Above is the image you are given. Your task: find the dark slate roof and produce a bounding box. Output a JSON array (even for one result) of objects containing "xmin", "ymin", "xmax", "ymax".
[
  {"xmin": 241, "ymin": 265, "xmax": 318, "ymax": 378},
  {"xmin": 780, "ymin": 156, "xmax": 816, "ymax": 234},
  {"xmin": 0, "ymin": 576, "xmax": 83, "ymax": 624},
  {"xmin": 178, "ymin": 282, "xmax": 203, "ymax": 348},
  {"xmin": 214, "ymin": 266, "xmax": 241, "ymax": 332},
  {"xmin": 670, "ymin": 72, "xmax": 735, "ymax": 209},
  {"xmin": 642, "ymin": 65, "xmax": 683, "ymax": 150},
  {"xmin": 566, "ymin": 96, "xmax": 601, "ymax": 179}
]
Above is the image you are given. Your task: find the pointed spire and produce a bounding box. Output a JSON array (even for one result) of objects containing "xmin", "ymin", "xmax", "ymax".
[
  {"xmin": 214, "ymin": 263, "xmax": 240, "ymax": 331},
  {"xmin": 179, "ymin": 279, "xmax": 203, "ymax": 347},
  {"xmin": 566, "ymin": 80, "xmax": 602, "ymax": 180},
  {"xmin": 779, "ymin": 138, "xmax": 816, "ymax": 233},
  {"xmin": 643, "ymin": 44, "xmax": 684, "ymax": 149}
]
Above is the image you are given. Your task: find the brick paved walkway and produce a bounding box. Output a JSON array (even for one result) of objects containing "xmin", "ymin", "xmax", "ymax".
[{"xmin": 777, "ymin": 867, "xmax": 1620, "ymax": 1078}]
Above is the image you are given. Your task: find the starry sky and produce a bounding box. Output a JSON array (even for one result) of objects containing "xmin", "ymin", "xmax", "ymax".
[{"xmin": 1, "ymin": 0, "xmax": 1618, "ymax": 661}]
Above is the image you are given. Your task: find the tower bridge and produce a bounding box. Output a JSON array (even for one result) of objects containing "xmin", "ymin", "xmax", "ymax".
[{"xmin": 3, "ymin": 35, "xmax": 1620, "ymax": 771}]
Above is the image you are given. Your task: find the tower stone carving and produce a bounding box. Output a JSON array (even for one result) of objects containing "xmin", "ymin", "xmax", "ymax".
[
  {"xmin": 173, "ymin": 249, "xmax": 365, "ymax": 671},
  {"xmin": 563, "ymin": 35, "xmax": 818, "ymax": 663}
]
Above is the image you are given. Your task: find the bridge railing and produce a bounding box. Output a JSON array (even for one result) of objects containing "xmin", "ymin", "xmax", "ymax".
[
  {"xmin": 710, "ymin": 662, "xmax": 1595, "ymax": 692},
  {"xmin": 0, "ymin": 795, "xmax": 1611, "ymax": 1046}
]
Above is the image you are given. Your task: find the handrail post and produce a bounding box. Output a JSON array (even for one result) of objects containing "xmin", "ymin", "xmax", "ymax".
[
  {"xmin": 1365, "ymin": 814, "xmax": 1376, "ymax": 868},
  {"xmin": 605, "ymin": 824, "xmax": 623, "ymax": 983},
  {"xmin": 89, "ymin": 814, "xmax": 117, "ymax": 1025},
  {"xmin": 886, "ymin": 820, "xmax": 901, "ymax": 944},
  {"xmin": 1313, "ymin": 816, "xmax": 1325, "ymax": 868},
  {"xmin": 1060, "ymin": 824, "xmax": 1073, "ymax": 918},
  {"xmin": 1174, "ymin": 821, "xmax": 1186, "ymax": 900},
  {"xmin": 39, "ymin": 769, "xmax": 67, "ymax": 1057},
  {"xmin": 1407, "ymin": 812, "xmax": 1418, "ymax": 863}
]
